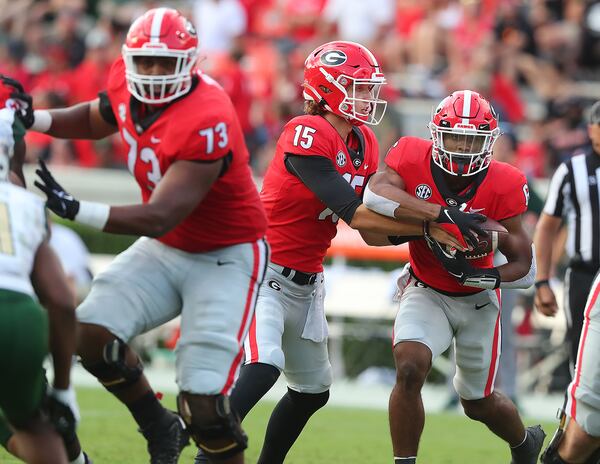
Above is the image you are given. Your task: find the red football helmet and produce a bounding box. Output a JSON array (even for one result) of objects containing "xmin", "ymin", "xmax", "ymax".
[
  {"xmin": 303, "ymin": 41, "xmax": 387, "ymax": 126},
  {"xmin": 0, "ymin": 83, "xmax": 19, "ymax": 181},
  {"xmin": 122, "ymin": 8, "xmax": 198, "ymax": 104},
  {"xmin": 429, "ymin": 90, "xmax": 500, "ymax": 176}
]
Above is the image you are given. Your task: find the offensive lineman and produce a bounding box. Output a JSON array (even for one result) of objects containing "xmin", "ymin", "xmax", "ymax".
[
  {"xmin": 0, "ymin": 82, "xmax": 78, "ymax": 463},
  {"xmin": 10, "ymin": 8, "xmax": 268, "ymax": 464},
  {"xmin": 195, "ymin": 41, "xmax": 486, "ymax": 464},
  {"xmin": 364, "ymin": 90, "xmax": 545, "ymax": 463}
]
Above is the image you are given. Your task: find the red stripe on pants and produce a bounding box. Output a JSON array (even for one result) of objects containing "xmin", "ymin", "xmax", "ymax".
[
  {"xmin": 570, "ymin": 278, "xmax": 600, "ymax": 418},
  {"xmin": 484, "ymin": 289, "xmax": 502, "ymax": 396},
  {"xmin": 221, "ymin": 242, "xmax": 260, "ymax": 394}
]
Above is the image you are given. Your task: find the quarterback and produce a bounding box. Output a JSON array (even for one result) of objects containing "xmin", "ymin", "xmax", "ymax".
[
  {"xmin": 196, "ymin": 42, "xmax": 484, "ymax": 464},
  {"xmin": 365, "ymin": 90, "xmax": 544, "ymax": 463},
  {"xmin": 10, "ymin": 8, "xmax": 267, "ymax": 464}
]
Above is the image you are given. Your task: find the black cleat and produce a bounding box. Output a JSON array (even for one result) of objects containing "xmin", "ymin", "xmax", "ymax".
[
  {"xmin": 510, "ymin": 425, "xmax": 546, "ymax": 464},
  {"xmin": 194, "ymin": 448, "xmax": 209, "ymax": 464},
  {"xmin": 140, "ymin": 411, "xmax": 190, "ymax": 464}
]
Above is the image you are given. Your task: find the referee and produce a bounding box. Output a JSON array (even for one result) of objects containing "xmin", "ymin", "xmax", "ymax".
[{"xmin": 534, "ymin": 99, "xmax": 600, "ymax": 372}]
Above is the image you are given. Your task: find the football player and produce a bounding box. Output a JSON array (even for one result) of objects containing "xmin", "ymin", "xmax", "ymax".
[
  {"xmin": 9, "ymin": 8, "xmax": 268, "ymax": 464},
  {"xmin": 541, "ymin": 271, "xmax": 600, "ymax": 464},
  {"xmin": 364, "ymin": 90, "xmax": 544, "ymax": 464},
  {"xmin": 0, "ymin": 74, "xmax": 92, "ymax": 464},
  {"xmin": 0, "ymin": 82, "xmax": 78, "ymax": 464},
  {"xmin": 195, "ymin": 42, "xmax": 486, "ymax": 464}
]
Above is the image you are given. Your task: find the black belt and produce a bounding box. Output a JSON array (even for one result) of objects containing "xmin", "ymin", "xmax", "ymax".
[
  {"xmin": 569, "ymin": 261, "xmax": 599, "ymax": 274},
  {"xmin": 271, "ymin": 264, "xmax": 317, "ymax": 286}
]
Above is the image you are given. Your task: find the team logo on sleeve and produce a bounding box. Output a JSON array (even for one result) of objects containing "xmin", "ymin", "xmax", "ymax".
[
  {"xmin": 336, "ymin": 151, "xmax": 347, "ymax": 167},
  {"xmin": 415, "ymin": 184, "xmax": 432, "ymax": 200}
]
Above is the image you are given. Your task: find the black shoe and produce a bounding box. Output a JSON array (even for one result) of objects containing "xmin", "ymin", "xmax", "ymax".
[
  {"xmin": 194, "ymin": 448, "xmax": 209, "ymax": 464},
  {"xmin": 510, "ymin": 425, "xmax": 546, "ymax": 464},
  {"xmin": 140, "ymin": 411, "xmax": 190, "ymax": 464}
]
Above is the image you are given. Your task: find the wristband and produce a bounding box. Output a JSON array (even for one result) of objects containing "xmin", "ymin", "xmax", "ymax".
[
  {"xmin": 50, "ymin": 386, "xmax": 76, "ymax": 404},
  {"xmin": 363, "ymin": 183, "xmax": 400, "ymax": 218},
  {"xmin": 422, "ymin": 220, "xmax": 430, "ymax": 236},
  {"xmin": 75, "ymin": 201, "xmax": 110, "ymax": 230},
  {"xmin": 31, "ymin": 110, "xmax": 52, "ymax": 133},
  {"xmin": 534, "ymin": 279, "xmax": 550, "ymax": 289}
]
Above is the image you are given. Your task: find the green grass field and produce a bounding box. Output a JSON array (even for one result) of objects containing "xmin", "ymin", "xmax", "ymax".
[{"xmin": 0, "ymin": 387, "xmax": 556, "ymax": 463}]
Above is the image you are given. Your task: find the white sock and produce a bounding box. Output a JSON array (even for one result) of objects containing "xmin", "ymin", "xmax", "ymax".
[{"xmin": 70, "ymin": 452, "xmax": 86, "ymax": 464}]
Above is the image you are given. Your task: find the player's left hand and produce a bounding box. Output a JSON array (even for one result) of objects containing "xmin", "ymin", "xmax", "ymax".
[
  {"xmin": 34, "ymin": 159, "xmax": 80, "ymax": 219},
  {"xmin": 46, "ymin": 386, "xmax": 80, "ymax": 439},
  {"xmin": 424, "ymin": 228, "xmax": 501, "ymax": 289}
]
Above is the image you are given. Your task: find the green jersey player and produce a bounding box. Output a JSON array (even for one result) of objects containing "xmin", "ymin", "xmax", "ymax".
[{"xmin": 0, "ymin": 77, "xmax": 79, "ymax": 464}]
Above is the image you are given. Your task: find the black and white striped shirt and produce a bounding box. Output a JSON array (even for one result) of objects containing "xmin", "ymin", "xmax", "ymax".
[{"xmin": 544, "ymin": 149, "xmax": 600, "ymax": 271}]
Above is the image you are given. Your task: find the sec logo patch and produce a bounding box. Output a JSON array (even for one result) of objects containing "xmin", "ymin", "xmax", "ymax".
[
  {"xmin": 415, "ymin": 184, "xmax": 432, "ymax": 200},
  {"xmin": 336, "ymin": 151, "xmax": 347, "ymax": 167}
]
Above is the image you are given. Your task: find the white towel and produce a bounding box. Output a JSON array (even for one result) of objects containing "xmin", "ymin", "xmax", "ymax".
[
  {"xmin": 301, "ymin": 274, "xmax": 328, "ymax": 343},
  {"xmin": 392, "ymin": 263, "xmax": 412, "ymax": 302}
]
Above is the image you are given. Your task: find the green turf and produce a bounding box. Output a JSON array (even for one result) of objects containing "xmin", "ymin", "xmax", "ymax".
[{"xmin": 0, "ymin": 387, "xmax": 556, "ymax": 463}]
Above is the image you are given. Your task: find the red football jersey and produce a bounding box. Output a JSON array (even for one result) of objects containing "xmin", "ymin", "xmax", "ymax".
[
  {"xmin": 106, "ymin": 57, "xmax": 266, "ymax": 252},
  {"xmin": 385, "ymin": 137, "xmax": 529, "ymax": 294},
  {"xmin": 262, "ymin": 115, "xmax": 379, "ymax": 273}
]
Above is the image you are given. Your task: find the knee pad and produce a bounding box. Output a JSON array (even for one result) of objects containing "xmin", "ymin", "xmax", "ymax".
[
  {"xmin": 81, "ymin": 339, "xmax": 143, "ymax": 393},
  {"xmin": 287, "ymin": 388, "xmax": 329, "ymax": 415},
  {"xmin": 177, "ymin": 393, "xmax": 247, "ymax": 460}
]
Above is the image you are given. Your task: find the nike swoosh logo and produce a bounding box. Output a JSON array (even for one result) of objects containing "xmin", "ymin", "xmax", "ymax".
[
  {"xmin": 444, "ymin": 210, "xmax": 455, "ymax": 223},
  {"xmin": 475, "ymin": 303, "xmax": 490, "ymax": 310},
  {"xmin": 217, "ymin": 260, "xmax": 235, "ymax": 266},
  {"xmin": 150, "ymin": 136, "xmax": 161, "ymax": 144}
]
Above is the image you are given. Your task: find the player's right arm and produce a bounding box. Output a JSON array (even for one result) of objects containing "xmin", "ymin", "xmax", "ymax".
[
  {"xmin": 284, "ymin": 154, "xmax": 466, "ymax": 251},
  {"xmin": 31, "ymin": 98, "xmax": 117, "ymax": 140},
  {"xmin": 365, "ymin": 138, "xmax": 487, "ymax": 248},
  {"xmin": 2, "ymin": 72, "xmax": 117, "ymax": 139},
  {"xmin": 532, "ymin": 212, "xmax": 562, "ymax": 316}
]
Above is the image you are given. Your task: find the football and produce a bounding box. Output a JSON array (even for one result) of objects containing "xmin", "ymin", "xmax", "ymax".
[{"xmin": 447, "ymin": 218, "xmax": 508, "ymax": 259}]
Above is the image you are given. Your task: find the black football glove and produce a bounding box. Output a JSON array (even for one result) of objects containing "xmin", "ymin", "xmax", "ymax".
[
  {"xmin": 435, "ymin": 206, "xmax": 487, "ymax": 249},
  {"xmin": 424, "ymin": 227, "xmax": 500, "ymax": 289},
  {"xmin": 34, "ymin": 160, "xmax": 80, "ymax": 219},
  {"xmin": 0, "ymin": 74, "xmax": 34, "ymax": 129}
]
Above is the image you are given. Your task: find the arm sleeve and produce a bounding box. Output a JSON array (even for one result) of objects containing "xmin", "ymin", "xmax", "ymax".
[
  {"xmin": 97, "ymin": 91, "xmax": 117, "ymax": 126},
  {"xmin": 542, "ymin": 162, "xmax": 569, "ymax": 217},
  {"xmin": 285, "ymin": 154, "xmax": 362, "ymax": 224}
]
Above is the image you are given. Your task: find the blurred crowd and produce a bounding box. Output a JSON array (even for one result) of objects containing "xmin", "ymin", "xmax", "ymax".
[{"xmin": 1, "ymin": 0, "xmax": 600, "ymax": 177}]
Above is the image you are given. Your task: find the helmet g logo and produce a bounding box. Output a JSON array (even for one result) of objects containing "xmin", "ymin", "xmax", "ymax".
[
  {"xmin": 321, "ymin": 50, "xmax": 347, "ymax": 67},
  {"xmin": 185, "ymin": 20, "xmax": 197, "ymax": 36}
]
